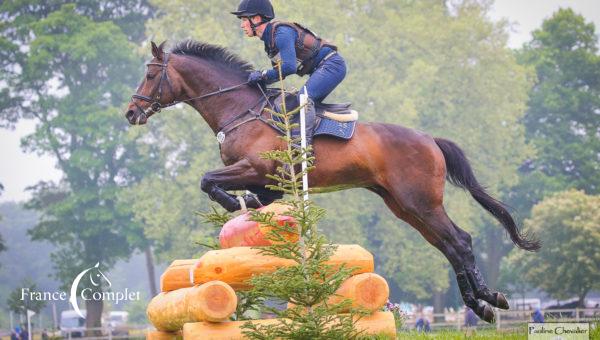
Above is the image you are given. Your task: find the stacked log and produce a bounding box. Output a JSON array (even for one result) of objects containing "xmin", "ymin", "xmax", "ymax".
[
  {"xmin": 160, "ymin": 244, "xmax": 374, "ymax": 291},
  {"xmin": 145, "ymin": 330, "xmax": 182, "ymax": 340},
  {"xmin": 288, "ymin": 272, "xmax": 390, "ymax": 313},
  {"xmin": 147, "ymin": 281, "xmax": 237, "ymax": 332},
  {"xmin": 182, "ymin": 311, "xmax": 396, "ymax": 340}
]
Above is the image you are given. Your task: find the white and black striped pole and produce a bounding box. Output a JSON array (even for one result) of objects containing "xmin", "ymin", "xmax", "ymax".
[{"xmin": 299, "ymin": 86, "xmax": 309, "ymax": 202}]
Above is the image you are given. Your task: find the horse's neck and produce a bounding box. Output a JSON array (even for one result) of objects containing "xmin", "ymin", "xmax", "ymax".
[{"xmin": 177, "ymin": 57, "xmax": 261, "ymax": 134}]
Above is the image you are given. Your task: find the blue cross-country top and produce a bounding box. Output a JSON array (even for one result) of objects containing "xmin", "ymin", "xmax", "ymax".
[{"xmin": 260, "ymin": 22, "xmax": 335, "ymax": 82}]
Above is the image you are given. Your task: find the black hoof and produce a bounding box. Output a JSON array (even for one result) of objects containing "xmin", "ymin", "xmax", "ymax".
[
  {"xmin": 495, "ymin": 292, "xmax": 509, "ymax": 310},
  {"xmin": 477, "ymin": 304, "xmax": 495, "ymax": 324},
  {"xmin": 243, "ymin": 194, "xmax": 263, "ymax": 209}
]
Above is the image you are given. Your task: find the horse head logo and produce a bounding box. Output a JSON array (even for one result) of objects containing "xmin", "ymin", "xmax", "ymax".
[{"xmin": 69, "ymin": 263, "xmax": 112, "ymax": 318}]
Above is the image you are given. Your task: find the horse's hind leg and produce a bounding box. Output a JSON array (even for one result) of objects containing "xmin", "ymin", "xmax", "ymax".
[
  {"xmin": 373, "ymin": 187, "xmax": 497, "ymax": 323},
  {"xmin": 451, "ymin": 222, "xmax": 509, "ymax": 310}
]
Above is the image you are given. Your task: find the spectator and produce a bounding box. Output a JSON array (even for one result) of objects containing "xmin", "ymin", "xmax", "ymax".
[
  {"xmin": 464, "ymin": 307, "xmax": 479, "ymax": 327},
  {"xmin": 532, "ymin": 308, "xmax": 544, "ymax": 323},
  {"xmin": 19, "ymin": 328, "xmax": 29, "ymax": 340},
  {"xmin": 415, "ymin": 315, "xmax": 431, "ymax": 332},
  {"xmin": 10, "ymin": 330, "xmax": 19, "ymax": 340}
]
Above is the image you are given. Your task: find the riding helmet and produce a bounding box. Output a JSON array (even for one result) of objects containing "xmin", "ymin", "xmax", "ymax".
[{"xmin": 231, "ymin": 0, "xmax": 275, "ymax": 19}]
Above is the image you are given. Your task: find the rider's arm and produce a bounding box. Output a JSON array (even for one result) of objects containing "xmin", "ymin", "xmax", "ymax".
[{"xmin": 264, "ymin": 25, "xmax": 298, "ymax": 82}]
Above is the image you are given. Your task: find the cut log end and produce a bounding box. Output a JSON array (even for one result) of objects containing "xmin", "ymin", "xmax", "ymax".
[
  {"xmin": 193, "ymin": 281, "xmax": 237, "ymax": 321},
  {"xmin": 148, "ymin": 281, "xmax": 237, "ymax": 331},
  {"xmin": 353, "ymin": 273, "xmax": 390, "ymax": 310}
]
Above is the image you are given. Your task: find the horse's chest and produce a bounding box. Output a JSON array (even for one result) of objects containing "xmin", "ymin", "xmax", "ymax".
[{"xmin": 219, "ymin": 143, "xmax": 247, "ymax": 165}]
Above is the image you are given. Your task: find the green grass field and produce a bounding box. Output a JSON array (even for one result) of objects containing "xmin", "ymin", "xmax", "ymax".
[
  {"xmin": 392, "ymin": 322, "xmax": 600, "ymax": 340},
  {"xmin": 394, "ymin": 329, "xmax": 527, "ymax": 339}
]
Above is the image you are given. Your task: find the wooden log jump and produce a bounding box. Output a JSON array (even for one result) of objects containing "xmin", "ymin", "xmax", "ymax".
[
  {"xmin": 161, "ymin": 244, "xmax": 374, "ymax": 292},
  {"xmin": 147, "ymin": 281, "xmax": 237, "ymax": 332},
  {"xmin": 329, "ymin": 272, "xmax": 390, "ymax": 312},
  {"xmin": 288, "ymin": 272, "xmax": 390, "ymax": 313},
  {"xmin": 146, "ymin": 330, "xmax": 182, "ymax": 340},
  {"xmin": 182, "ymin": 311, "xmax": 396, "ymax": 340}
]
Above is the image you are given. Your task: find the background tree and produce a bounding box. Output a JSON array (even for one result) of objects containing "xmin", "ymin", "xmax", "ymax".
[
  {"xmin": 0, "ymin": 1, "xmax": 157, "ymax": 330},
  {"xmin": 7, "ymin": 281, "xmax": 47, "ymax": 316},
  {"xmin": 505, "ymin": 190, "xmax": 600, "ymax": 307},
  {"xmin": 517, "ymin": 8, "xmax": 600, "ymax": 195},
  {"xmin": 500, "ymin": 8, "xmax": 600, "ymax": 306},
  {"xmin": 0, "ymin": 183, "xmax": 5, "ymax": 254}
]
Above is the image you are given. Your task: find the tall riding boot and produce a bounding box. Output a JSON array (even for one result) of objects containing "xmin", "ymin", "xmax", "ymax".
[{"xmin": 304, "ymin": 97, "xmax": 316, "ymax": 154}]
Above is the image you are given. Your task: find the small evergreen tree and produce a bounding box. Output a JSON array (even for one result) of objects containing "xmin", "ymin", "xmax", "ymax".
[{"xmin": 202, "ymin": 64, "xmax": 369, "ymax": 339}]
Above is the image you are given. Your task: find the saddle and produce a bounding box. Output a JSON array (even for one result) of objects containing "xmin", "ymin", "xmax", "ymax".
[{"xmin": 265, "ymin": 89, "xmax": 358, "ymax": 140}]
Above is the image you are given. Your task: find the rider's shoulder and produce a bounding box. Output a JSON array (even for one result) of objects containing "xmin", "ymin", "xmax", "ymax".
[{"xmin": 272, "ymin": 21, "xmax": 298, "ymax": 38}]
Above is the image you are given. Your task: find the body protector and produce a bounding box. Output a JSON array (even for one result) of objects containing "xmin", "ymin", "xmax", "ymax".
[{"xmin": 266, "ymin": 20, "xmax": 338, "ymax": 76}]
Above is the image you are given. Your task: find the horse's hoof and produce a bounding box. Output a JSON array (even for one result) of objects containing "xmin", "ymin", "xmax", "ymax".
[
  {"xmin": 479, "ymin": 304, "xmax": 495, "ymax": 324},
  {"xmin": 243, "ymin": 194, "xmax": 263, "ymax": 209},
  {"xmin": 495, "ymin": 292, "xmax": 509, "ymax": 310}
]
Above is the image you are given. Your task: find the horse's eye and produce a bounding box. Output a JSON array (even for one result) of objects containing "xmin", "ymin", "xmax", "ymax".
[{"xmin": 146, "ymin": 73, "xmax": 156, "ymax": 80}]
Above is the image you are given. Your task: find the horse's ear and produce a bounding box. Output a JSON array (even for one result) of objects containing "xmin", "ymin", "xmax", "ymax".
[
  {"xmin": 151, "ymin": 41, "xmax": 160, "ymax": 59},
  {"xmin": 158, "ymin": 40, "xmax": 167, "ymax": 54}
]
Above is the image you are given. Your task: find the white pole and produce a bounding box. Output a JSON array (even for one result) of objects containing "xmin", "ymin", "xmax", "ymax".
[
  {"xmin": 299, "ymin": 86, "xmax": 309, "ymax": 202},
  {"xmin": 27, "ymin": 310, "xmax": 32, "ymax": 340},
  {"xmin": 52, "ymin": 303, "xmax": 57, "ymax": 330}
]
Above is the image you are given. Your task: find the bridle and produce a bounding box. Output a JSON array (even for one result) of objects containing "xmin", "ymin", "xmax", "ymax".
[{"xmin": 131, "ymin": 52, "xmax": 251, "ymax": 122}]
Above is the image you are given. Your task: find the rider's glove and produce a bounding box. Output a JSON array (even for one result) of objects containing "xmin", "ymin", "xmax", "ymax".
[{"xmin": 248, "ymin": 70, "xmax": 267, "ymax": 85}]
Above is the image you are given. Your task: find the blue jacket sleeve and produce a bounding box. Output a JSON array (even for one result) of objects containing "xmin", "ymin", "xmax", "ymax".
[{"xmin": 264, "ymin": 26, "xmax": 298, "ymax": 81}]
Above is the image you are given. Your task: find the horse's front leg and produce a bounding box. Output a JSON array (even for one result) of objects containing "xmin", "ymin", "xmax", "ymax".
[{"xmin": 200, "ymin": 158, "xmax": 268, "ymax": 212}]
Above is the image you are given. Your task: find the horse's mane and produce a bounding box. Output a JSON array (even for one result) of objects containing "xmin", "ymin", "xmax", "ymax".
[{"xmin": 170, "ymin": 40, "xmax": 254, "ymax": 77}]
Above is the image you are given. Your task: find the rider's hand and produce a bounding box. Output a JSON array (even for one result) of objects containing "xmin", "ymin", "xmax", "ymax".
[{"xmin": 248, "ymin": 70, "xmax": 266, "ymax": 85}]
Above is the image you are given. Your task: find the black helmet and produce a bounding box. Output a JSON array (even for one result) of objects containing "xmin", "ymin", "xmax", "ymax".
[{"xmin": 231, "ymin": 0, "xmax": 274, "ymax": 19}]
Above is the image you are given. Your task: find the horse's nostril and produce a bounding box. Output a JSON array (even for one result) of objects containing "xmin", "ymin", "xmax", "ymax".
[{"xmin": 126, "ymin": 110, "xmax": 135, "ymax": 120}]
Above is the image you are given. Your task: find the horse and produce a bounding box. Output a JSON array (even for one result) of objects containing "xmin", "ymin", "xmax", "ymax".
[{"xmin": 125, "ymin": 40, "xmax": 540, "ymax": 323}]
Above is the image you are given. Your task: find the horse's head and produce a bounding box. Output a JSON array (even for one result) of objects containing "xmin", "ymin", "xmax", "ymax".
[{"xmin": 126, "ymin": 41, "xmax": 180, "ymax": 125}]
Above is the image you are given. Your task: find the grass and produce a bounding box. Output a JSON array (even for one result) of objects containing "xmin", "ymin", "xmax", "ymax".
[{"xmin": 394, "ymin": 329, "xmax": 527, "ymax": 339}]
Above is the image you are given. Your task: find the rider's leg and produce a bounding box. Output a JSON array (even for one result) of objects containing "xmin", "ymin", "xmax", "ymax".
[{"xmin": 301, "ymin": 53, "xmax": 347, "ymax": 148}]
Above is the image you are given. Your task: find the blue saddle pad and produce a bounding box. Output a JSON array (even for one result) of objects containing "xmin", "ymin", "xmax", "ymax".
[
  {"xmin": 269, "ymin": 110, "xmax": 356, "ymax": 140},
  {"xmin": 314, "ymin": 117, "xmax": 356, "ymax": 140},
  {"xmin": 267, "ymin": 92, "xmax": 356, "ymax": 140}
]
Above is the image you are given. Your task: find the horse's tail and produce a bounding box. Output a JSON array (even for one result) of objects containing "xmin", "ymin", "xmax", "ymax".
[{"xmin": 434, "ymin": 137, "xmax": 540, "ymax": 251}]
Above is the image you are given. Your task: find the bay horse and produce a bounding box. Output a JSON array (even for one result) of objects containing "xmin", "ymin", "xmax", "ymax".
[{"xmin": 125, "ymin": 40, "xmax": 540, "ymax": 323}]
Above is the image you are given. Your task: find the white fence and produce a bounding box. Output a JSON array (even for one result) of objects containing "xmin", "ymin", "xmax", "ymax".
[{"xmin": 402, "ymin": 308, "xmax": 600, "ymax": 331}]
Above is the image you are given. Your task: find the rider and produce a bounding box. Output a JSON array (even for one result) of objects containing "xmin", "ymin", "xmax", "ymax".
[{"xmin": 231, "ymin": 0, "xmax": 347, "ymax": 150}]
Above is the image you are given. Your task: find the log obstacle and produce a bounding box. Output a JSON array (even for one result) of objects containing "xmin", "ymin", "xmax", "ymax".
[
  {"xmin": 329, "ymin": 273, "xmax": 390, "ymax": 312},
  {"xmin": 147, "ymin": 281, "xmax": 237, "ymax": 332},
  {"xmin": 288, "ymin": 272, "xmax": 390, "ymax": 313},
  {"xmin": 160, "ymin": 244, "xmax": 374, "ymax": 292},
  {"xmin": 219, "ymin": 203, "xmax": 298, "ymax": 248},
  {"xmin": 161, "ymin": 259, "xmax": 198, "ymax": 292},
  {"xmin": 146, "ymin": 330, "xmax": 182, "ymax": 340},
  {"xmin": 181, "ymin": 311, "xmax": 396, "ymax": 340},
  {"xmin": 149, "ymin": 202, "xmax": 396, "ymax": 339}
]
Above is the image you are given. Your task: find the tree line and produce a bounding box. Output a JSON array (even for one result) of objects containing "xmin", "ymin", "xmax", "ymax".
[{"xmin": 1, "ymin": 0, "xmax": 598, "ymax": 329}]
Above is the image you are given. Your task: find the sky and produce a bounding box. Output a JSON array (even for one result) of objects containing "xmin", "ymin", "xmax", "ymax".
[{"xmin": 0, "ymin": 0, "xmax": 599, "ymax": 202}]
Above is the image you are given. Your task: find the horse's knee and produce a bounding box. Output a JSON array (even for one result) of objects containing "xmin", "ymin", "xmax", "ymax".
[{"xmin": 200, "ymin": 176, "xmax": 212, "ymax": 193}]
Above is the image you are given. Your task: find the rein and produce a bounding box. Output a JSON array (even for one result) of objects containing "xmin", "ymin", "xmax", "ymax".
[{"xmin": 131, "ymin": 51, "xmax": 266, "ymax": 136}]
